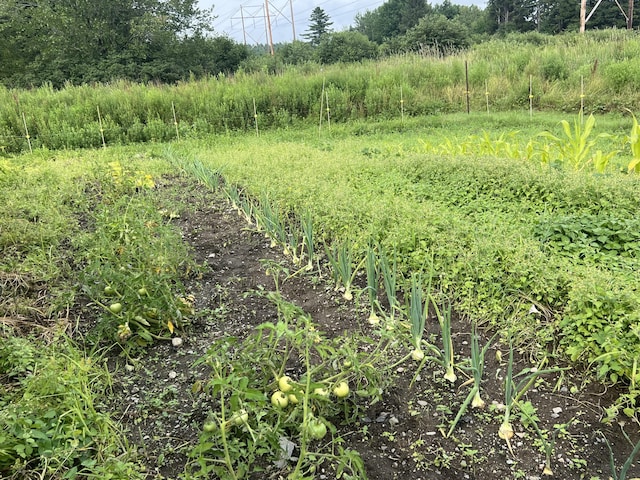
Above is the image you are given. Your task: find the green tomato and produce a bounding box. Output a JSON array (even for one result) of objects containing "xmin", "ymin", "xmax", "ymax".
[
  {"xmin": 137, "ymin": 287, "xmax": 148, "ymax": 296},
  {"xmin": 278, "ymin": 375, "xmax": 294, "ymax": 393},
  {"xmin": 109, "ymin": 303, "xmax": 123, "ymax": 314},
  {"xmin": 313, "ymin": 387, "xmax": 329, "ymax": 398},
  {"xmin": 232, "ymin": 409, "xmax": 249, "ymax": 426},
  {"xmin": 308, "ymin": 419, "xmax": 327, "ymax": 440},
  {"xmin": 104, "ymin": 286, "xmax": 116, "ymax": 296},
  {"xmin": 288, "ymin": 393, "xmax": 299, "ymax": 405},
  {"xmin": 271, "ymin": 390, "xmax": 289, "ymax": 408},
  {"xmin": 332, "ymin": 381, "xmax": 350, "ymax": 398},
  {"xmin": 203, "ymin": 421, "xmax": 217, "ymax": 433}
]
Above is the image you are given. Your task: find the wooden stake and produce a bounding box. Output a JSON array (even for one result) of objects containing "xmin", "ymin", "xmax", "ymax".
[
  {"xmin": 21, "ymin": 112, "xmax": 32, "ymax": 154},
  {"xmin": 485, "ymin": 80, "xmax": 490, "ymax": 114},
  {"xmin": 529, "ymin": 75, "xmax": 533, "ymax": 119},
  {"xmin": 172, "ymin": 101, "xmax": 180, "ymax": 140},
  {"xmin": 97, "ymin": 106, "xmax": 106, "ymax": 149},
  {"xmin": 253, "ymin": 98, "xmax": 259, "ymax": 137},
  {"xmin": 325, "ymin": 90, "xmax": 331, "ymax": 129},
  {"xmin": 465, "ymin": 60, "xmax": 470, "ymax": 114},
  {"xmin": 319, "ymin": 78, "xmax": 326, "ymax": 135},
  {"xmin": 580, "ymin": 76, "xmax": 585, "ymax": 124}
]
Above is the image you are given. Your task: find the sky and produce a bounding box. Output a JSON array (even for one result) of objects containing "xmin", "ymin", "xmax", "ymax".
[{"xmin": 197, "ymin": 0, "xmax": 441, "ymax": 45}]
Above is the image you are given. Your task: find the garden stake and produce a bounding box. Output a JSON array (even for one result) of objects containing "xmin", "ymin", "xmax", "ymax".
[
  {"xmin": 21, "ymin": 112, "xmax": 32, "ymax": 153},
  {"xmin": 97, "ymin": 106, "xmax": 106, "ymax": 148},
  {"xmin": 253, "ymin": 98, "xmax": 259, "ymax": 137},
  {"xmin": 172, "ymin": 101, "xmax": 180, "ymax": 140}
]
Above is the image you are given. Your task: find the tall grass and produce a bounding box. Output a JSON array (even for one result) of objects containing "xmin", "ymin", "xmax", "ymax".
[{"xmin": 2, "ymin": 30, "xmax": 640, "ymax": 154}]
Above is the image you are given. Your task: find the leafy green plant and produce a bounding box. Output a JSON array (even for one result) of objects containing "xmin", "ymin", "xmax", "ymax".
[
  {"xmin": 626, "ymin": 114, "xmax": 640, "ymax": 173},
  {"xmin": 538, "ymin": 114, "xmax": 603, "ymax": 171},
  {"xmin": 446, "ymin": 326, "xmax": 494, "ymax": 437},
  {"xmin": 602, "ymin": 427, "xmax": 640, "ymax": 480},
  {"xmin": 0, "ymin": 340, "xmax": 142, "ymax": 478},
  {"xmin": 187, "ymin": 291, "xmax": 397, "ymax": 479},
  {"xmin": 498, "ymin": 345, "xmax": 562, "ymax": 455},
  {"xmin": 77, "ymin": 162, "xmax": 197, "ymax": 347}
]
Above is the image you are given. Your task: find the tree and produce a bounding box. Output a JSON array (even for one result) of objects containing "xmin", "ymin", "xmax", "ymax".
[
  {"xmin": 0, "ymin": 0, "xmax": 249, "ymax": 87},
  {"xmin": 485, "ymin": 0, "xmax": 537, "ymax": 33},
  {"xmin": 355, "ymin": 0, "xmax": 430, "ymax": 44},
  {"xmin": 384, "ymin": 13, "xmax": 470, "ymax": 54},
  {"xmin": 277, "ymin": 40, "xmax": 316, "ymax": 65},
  {"xmin": 303, "ymin": 7, "xmax": 333, "ymax": 46},
  {"xmin": 317, "ymin": 31, "xmax": 378, "ymax": 64}
]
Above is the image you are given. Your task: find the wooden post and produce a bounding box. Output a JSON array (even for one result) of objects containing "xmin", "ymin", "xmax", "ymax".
[
  {"xmin": 485, "ymin": 80, "xmax": 490, "ymax": 114},
  {"xmin": 580, "ymin": 76, "xmax": 585, "ymax": 124},
  {"xmin": 325, "ymin": 90, "xmax": 331, "ymax": 129},
  {"xmin": 253, "ymin": 98, "xmax": 259, "ymax": 137},
  {"xmin": 465, "ymin": 60, "xmax": 470, "ymax": 114},
  {"xmin": 529, "ymin": 75, "xmax": 533, "ymax": 119},
  {"xmin": 21, "ymin": 112, "xmax": 32, "ymax": 154},
  {"xmin": 580, "ymin": 0, "xmax": 587, "ymax": 32},
  {"xmin": 172, "ymin": 101, "xmax": 180, "ymax": 140},
  {"xmin": 97, "ymin": 106, "xmax": 106, "ymax": 149},
  {"xmin": 318, "ymin": 78, "xmax": 325, "ymax": 135}
]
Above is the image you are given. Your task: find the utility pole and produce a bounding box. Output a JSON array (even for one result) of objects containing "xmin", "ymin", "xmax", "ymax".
[
  {"xmin": 290, "ymin": 0, "xmax": 296, "ymax": 41},
  {"xmin": 264, "ymin": 0, "xmax": 275, "ymax": 56},
  {"xmin": 240, "ymin": 6, "xmax": 247, "ymax": 45},
  {"xmin": 580, "ymin": 0, "xmax": 634, "ymax": 32}
]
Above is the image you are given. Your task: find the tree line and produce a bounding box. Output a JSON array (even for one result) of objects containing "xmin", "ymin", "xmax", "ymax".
[{"xmin": 0, "ymin": 0, "xmax": 636, "ymax": 89}]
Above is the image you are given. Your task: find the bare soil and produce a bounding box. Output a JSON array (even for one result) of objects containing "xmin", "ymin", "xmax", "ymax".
[{"xmin": 106, "ymin": 176, "xmax": 640, "ymax": 480}]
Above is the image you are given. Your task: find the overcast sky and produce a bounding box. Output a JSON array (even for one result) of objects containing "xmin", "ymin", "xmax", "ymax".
[{"xmin": 198, "ymin": 0, "xmax": 484, "ymax": 45}]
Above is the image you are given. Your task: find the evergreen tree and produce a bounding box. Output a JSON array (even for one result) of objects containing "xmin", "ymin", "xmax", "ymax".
[{"xmin": 303, "ymin": 7, "xmax": 333, "ymax": 46}]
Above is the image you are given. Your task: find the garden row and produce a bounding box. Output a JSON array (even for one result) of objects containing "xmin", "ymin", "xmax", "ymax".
[{"xmin": 165, "ymin": 123, "xmax": 640, "ymax": 419}]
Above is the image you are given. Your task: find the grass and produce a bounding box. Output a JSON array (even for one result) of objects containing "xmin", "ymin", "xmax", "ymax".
[
  {"xmin": 2, "ymin": 29, "xmax": 640, "ymax": 154},
  {"xmin": 0, "ymin": 146, "xmax": 196, "ymax": 478},
  {"xmin": 165, "ymin": 111, "xmax": 640, "ymax": 390},
  {"xmin": 2, "ymin": 106, "xmax": 640, "ymax": 477}
]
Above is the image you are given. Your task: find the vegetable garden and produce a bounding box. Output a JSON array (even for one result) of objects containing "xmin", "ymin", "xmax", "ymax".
[{"xmin": 2, "ymin": 31, "xmax": 640, "ymax": 480}]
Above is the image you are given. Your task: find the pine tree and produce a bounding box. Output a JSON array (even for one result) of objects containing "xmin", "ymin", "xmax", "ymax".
[{"xmin": 303, "ymin": 7, "xmax": 333, "ymax": 46}]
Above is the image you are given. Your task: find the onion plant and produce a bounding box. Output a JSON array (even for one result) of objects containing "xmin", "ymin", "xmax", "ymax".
[
  {"xmin": 408, "ymin": 273, "xmax": 427, "ymax": 361},
  {"xmin": 378, "ymin": 246, "xmax": 399, "ymax": 322},
  {"xmin": 499, "ymin": 343, "xmax": 565, "ymax": 455},
  {"xmin": 301, "ymin": 210, "xmax": 314, "ymax": 271},
  {"xmin": 603, "ymin": 427, "xmax": 640, "ymax": 480},
  {"xmin": 365, "ymin": 245, "xmax": 379, "ymax": 325},
  {"xmin": 326, "ymin": 243, "xmax": 361, "ymax": 301},
  {"xmin": 433, "ymin": 300, "xmax": 456, "ymax": 383},
  {"xmin": 446, "ymin": 325, "xmax": 494, "ymax": 437}
]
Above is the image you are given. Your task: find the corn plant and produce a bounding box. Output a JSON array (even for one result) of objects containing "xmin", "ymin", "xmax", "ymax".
[
  {"xmin": 538, "ymin": 114, "xmax": 600, "ymax": 171},
  {"xmin": 626, "ymin": 114, "xmax": 640, "ymax": 173}
]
